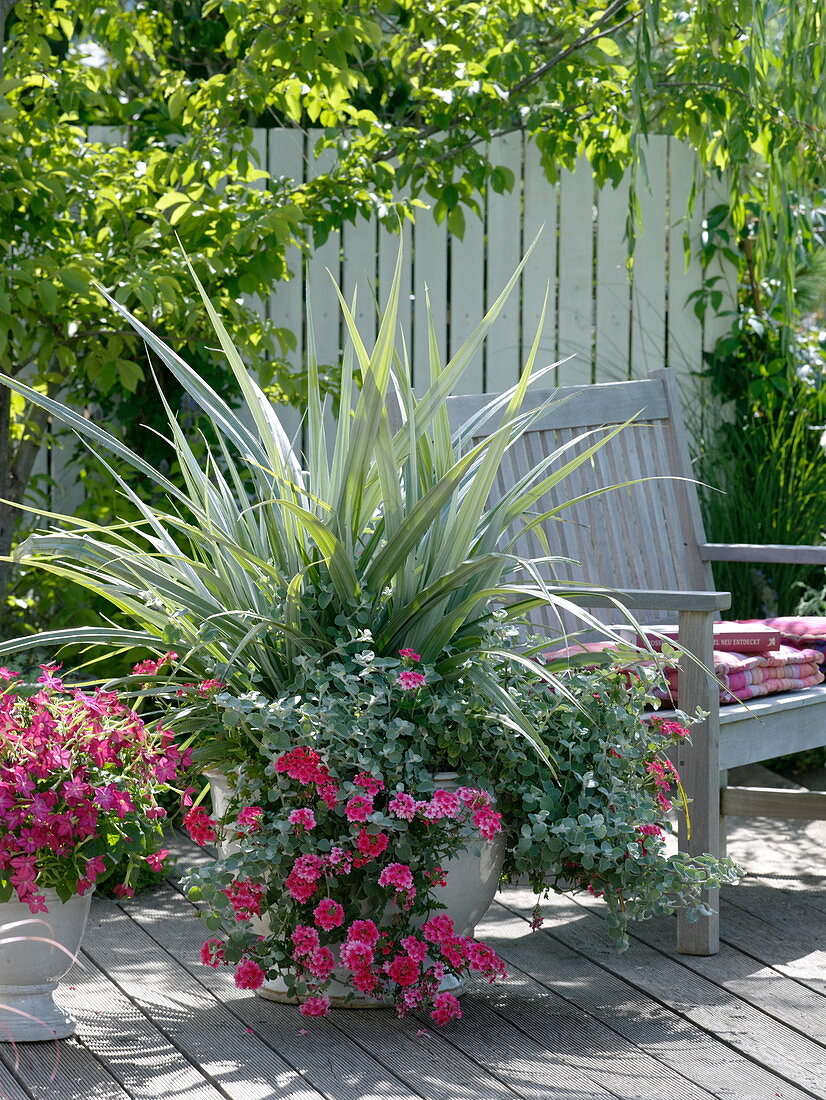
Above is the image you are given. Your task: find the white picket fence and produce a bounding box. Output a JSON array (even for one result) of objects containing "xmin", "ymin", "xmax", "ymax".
[
  {"xmin": 259, "ymin": 130, "xmax": 735, "ymax": 397},
  {"xmin": 42, "ymin": 128, "xmax": 736, "ymax": 514}
]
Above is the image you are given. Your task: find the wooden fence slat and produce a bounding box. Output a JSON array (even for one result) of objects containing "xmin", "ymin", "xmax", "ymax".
[
  {"xmin": 306, "ymin": 131, "xmax": 342, "ymax": 376},
  {"xmin": 267, "ymin": 129, "xmax": 305, "ymax": 447},
  {"xmin": 341, "ymin": 209, "xmax": 378, "ymax": 359},
  {"xmin": 631, "ymin": 137, "xmax": 668, "ymax": 377},
  {"xmin": 595, "ymin": 175, "xmax": 632, "ymax": 382},
  {"xmin": 412, "ymin": 202, "xmax": 448, "ymax": 389},
  {"xmin": 557, "ymin": 157, "xmax": 595, "ymax": 386},
  {"xmin": 485, "ymin": 133, "xmax": 523, "ymax": 390},
  {"xmin": 520, "ymin": 135, "xmax": 557, "ymax": 377},
  {"xmin": 378, "ymin": 194, "xmax": 413, "ymax": 370},
  {"xmin": 448, "ymin": 204, "xmax": 485, "ymax": 393},
  {"xmin": 667, "ymin": 139, "xmax": 705, "ymax": 384}
]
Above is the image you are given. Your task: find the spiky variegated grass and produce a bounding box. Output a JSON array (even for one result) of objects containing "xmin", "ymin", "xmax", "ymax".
[{"xmin": 0, "ymin": 245, "xmax": 638, "ymax": 760}]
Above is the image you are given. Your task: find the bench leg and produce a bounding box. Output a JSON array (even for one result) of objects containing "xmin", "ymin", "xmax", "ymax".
[{"xmin": 675, "ymin": 610, "xmax": 720, "ymax": 956}]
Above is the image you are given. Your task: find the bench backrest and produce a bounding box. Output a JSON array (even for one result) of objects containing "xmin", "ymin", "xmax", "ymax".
[{"xmin": 447, "ymin": 368, "xmax": 716, "ymax": 632}]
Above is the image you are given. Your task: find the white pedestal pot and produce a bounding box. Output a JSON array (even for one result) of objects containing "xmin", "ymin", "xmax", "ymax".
[
  {"xmin": 205, "ymin": 770, "xmax": 505, "ymax": 1005},
  {"xmin": 0, "ymin": 890, "xmax": 93, "ymax": 1041}
]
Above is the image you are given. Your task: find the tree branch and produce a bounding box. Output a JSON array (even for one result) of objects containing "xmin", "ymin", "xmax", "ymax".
[{"xmin": 507, "ymin": 1, "xmax": 641, "ymax": 100}]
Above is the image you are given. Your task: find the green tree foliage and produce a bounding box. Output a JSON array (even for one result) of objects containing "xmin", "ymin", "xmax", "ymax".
[{"xmin": 3, "ymin": 0, "xmax": 826, "ymax": 628}]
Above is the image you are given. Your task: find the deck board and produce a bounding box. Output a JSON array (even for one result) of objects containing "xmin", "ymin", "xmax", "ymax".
[{"xmin": 4, "ymin": 814, "xmax": 825, "ymax": 1100}]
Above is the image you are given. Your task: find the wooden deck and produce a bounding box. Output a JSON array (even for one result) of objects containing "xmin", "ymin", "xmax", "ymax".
[{"xmin": 3, "ymin": 770, "xmax": 826, "ymax": 1100}]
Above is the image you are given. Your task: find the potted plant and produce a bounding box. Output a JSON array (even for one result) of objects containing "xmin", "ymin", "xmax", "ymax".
[
  {"xmin": 177, "ymin": 625, "xmax": 738, "ymax": 1017},
  {"xmin": 0, "ymin": 664, "xmax": 186, "ymax": 1040},
  {"xmin": 183, "ymin": 741, "xmax": 506, "ymax": 1023},
  {"xmin": 0, "ymin": 247, "xmax": 737, "ymax": 1022}
]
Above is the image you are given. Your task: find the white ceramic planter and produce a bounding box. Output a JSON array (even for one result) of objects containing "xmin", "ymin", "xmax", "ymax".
[
  {"xmin": 0, "ymin": 890, "xmax": 92, "ymax": 1041},
  {"xmin": 204, "ymin": 769, "xmax": 504, "ymax": 1005}
]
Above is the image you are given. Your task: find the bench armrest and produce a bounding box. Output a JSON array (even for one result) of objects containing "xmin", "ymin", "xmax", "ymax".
[
  {"xmin": 557, "ymin": 587, "xmax": 731, "ymax": 613},
  {"xmin": 699, "ymin": 543, "xmax": 826, "ymax": 566}
]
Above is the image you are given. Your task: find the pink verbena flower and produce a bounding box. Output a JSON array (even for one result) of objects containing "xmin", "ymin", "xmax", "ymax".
[
  {"xmin": 291, "ymin": 924, "xmax": 321, "ymax": 958},
  {"xmin": 400, "ymin": 935, "xmax": 428, "ymax": 963},
  {"xmin": 183, "ymin": 806, "xmax": 218, "ymax": 846},
  {"xmin": 198, "ymin": 679, "xmax": 226, "ymax": 698},
  {"xmin": 657, "ymin": 720, "xmax": 690, "ymax": 739},
  {"xmin": 299, "ymin": 995, "xmax": 331, "ymax": 1017},
  {"xmin": 421, "ymin": 914, "xmax": 456, "ymax": 945},
  {"xmin": 236, "ymin": 805, "xmax": 264, "ymax": 831},
  {"xmin": 423, "ymin": 788, "xmax": 461, "ymax": 820},
  {"xmin": 387, "ymin": 955, "xmax": 420, "ymax": 988},
  {"xmin": 289, "ymin": 807, "xmax": 317, "ymax": 831},
  {"xmin": 354, "ymin": 772, "xmax": 384, "ymax": 795},
  {"xmin": 465, "ymin": 941, "xmax": 506, "ymax": 981},
  {"xmin": 339, "ymin": 939, "xmax": 375, "ymax": 970},
  {"xmin": 200, "ymin": 939, "xmax": 226, "ymax": 968},
  {"xmin": 345, "ymin": 794, "xmax": 374, "ymax": 822},
  {"xmin": 380, "ymin": 866, "xmax": 415, "ymax": 893},
  {"xmin": 388, "ymin": 791, "xmax": 417, "ymax": 821},
  {"xmin": 222, "ymin": 879, "xmax": 265, "ymax": 920},
  {"xmin": 637, "ymin": 823, "xmax": 664, "ymax": 839},
  {"xmin": 346, "ymin": 919, "xmax": 379, "ymax": 945},
  {"xmin": 292, "ymin": 853, "xmax": 324, "ymax": 881},
  {"xmin": 397, "ymin": 670, "xmax": 426, "ymax": 691},
  {"xmin": 286, "ymin": 871, "xmax": 318, "ymax": 903},
  {"xmin": 430, "ymin": 991, "xmax": 462, "ymax": 1026},
  {"xmin": 308, "ymin": 947, "xmax": 336, "ymax": 981},
  {"xmin": 234, "ymin": 959, "xmax": 266, "ymax": 990},
  {"xmin": 398, "ymin": 648, "xmax": 421, "ymax": 662},
  {"xmin": 313, "ymin": 898, "xmax": 345, "ymax": 931},
  {"xmin": 275, "ymin": 746, "xmax": 325, "ymax": 785},
  {"xmin": 356, "ymin": 829, "xmax": 389, "ymax": 859},
  {"xmin": 472, "ymin": 806, "xmax": 503, "ymax": 840}
]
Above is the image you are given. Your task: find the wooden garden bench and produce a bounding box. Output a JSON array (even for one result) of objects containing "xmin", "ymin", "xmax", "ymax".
[{"xmin": 448, "ymin": 368, "xmax": 826, "ymax": 955}]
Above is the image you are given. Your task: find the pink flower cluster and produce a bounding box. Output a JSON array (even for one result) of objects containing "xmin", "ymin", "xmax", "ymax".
[
  {"xmin": 645, "ymin": 758, "xmax": 680, "ymax": 813},
  {"xmin": 0, "ymin": 670, "xmax": 187, "ymax": 912},
  {"xmin": 196, "ymin": 749, "xmax": 506, "ymax": 1023},
  {"xmin": 132, "ymin": 652, "xmax": 179, "ymax": 677}
]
